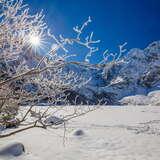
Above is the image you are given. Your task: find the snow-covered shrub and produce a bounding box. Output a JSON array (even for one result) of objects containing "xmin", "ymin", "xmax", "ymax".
[{"xmin": 0, "ymin": 0, "xmax": 102, "ymax": 136}]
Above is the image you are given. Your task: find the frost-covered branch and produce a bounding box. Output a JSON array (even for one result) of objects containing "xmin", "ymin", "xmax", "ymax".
[
  {"xmin": 0, "ymin": 0, "xmax": 101, "ymax": 136},
  {"xmin": 100, "ymin": 42, "xmax": 127, "ymax": 64},
  {"xmin": 48, "ymin": 17, "xmax": 101, "ymax": 63}
]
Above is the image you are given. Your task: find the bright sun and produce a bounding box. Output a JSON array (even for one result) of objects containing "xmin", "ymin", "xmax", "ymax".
[{"xmin": 29, "ymin": 34, "xmax": 41, "ymax": 47}]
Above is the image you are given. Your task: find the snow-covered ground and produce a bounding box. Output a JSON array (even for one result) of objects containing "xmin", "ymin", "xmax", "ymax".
[{"xmin": 0, "ymin": 105, "xmax": 160, "ymax": 160}]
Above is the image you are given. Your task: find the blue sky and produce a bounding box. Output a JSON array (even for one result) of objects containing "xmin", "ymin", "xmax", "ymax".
[{"xmin": 25, "ymin": 0, "xmax": 160, "ymax": 63}]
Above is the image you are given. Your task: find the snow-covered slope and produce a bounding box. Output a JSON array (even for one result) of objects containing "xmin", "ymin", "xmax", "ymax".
[
  {"xmin": 100, "ymin": 41, "xmax": 160, "ymax": 99},
  {"xmin": 72, "ymin": 41, "xmax": 160, "ymax": 104}
]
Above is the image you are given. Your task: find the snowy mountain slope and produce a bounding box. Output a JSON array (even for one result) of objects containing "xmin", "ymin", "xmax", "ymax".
[
  {"xmin": 100, "ymin": 41, "xmax": 160, "ymax": 99},
  {"xmin": 1, "ymin": 41, "xmax": 160, "ymax": 105},
  {"xmin": 84, "ymin": 41, "xmax": 160, "ymax": 102},
  {"xmin": 65, "ymin": 41, "xmax": 160, "ymax": 104}
]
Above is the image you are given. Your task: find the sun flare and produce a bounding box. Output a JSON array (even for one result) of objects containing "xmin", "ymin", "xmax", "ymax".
[{"xmin": 29, "ymin": 34, "xmax": 41, "ymax": 47}]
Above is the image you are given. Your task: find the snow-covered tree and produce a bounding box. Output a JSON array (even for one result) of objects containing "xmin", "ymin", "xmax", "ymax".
[{"xmin": 0, "ymin": 0, "xmax": 101, "ymax": 136}]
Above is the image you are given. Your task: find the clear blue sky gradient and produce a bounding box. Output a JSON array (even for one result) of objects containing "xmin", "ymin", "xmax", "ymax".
[{"xmin": 25, "ymin": 0, "xmax": 160, "ymax": 63}]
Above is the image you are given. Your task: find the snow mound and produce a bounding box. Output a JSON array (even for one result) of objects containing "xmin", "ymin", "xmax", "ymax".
[
  {"xmin": 148, "ymin": 90, "xmax": 160, "ymax": 106},
  {"xmin": 119, "ymin": 95, "xmax": 150, "ymax": 105},
  {"xmin": 120, "ymin": 90, "xmax": 160, "ymax": 105}
]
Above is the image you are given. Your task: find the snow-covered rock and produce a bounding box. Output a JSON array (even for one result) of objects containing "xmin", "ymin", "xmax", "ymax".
[
  {"xmin": 148, "ymin": 90, "xmax": 160, "ymax": 106},
  {"xmin": 44, "ymin": 116, "xmax": 64, "ymax": 125},
  {"xmin": 0, "ymin": 142, "xmax": 25, "ymax": 157},
  {"xmin": 119, "ymin": 95, "xmax": 150, "ymax": 105},
  {"xmin": 73, "ymin": 129, "xmax": 85, "ymax": 136},
  {"xmin": 120, "ymin": 90, "xmax": 160, "ymax": 105}
]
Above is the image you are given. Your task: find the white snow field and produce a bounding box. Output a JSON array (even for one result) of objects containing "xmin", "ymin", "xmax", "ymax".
[{"xmin": 0, "ymin": 105, "xmax": 160, "ymax": 160}]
